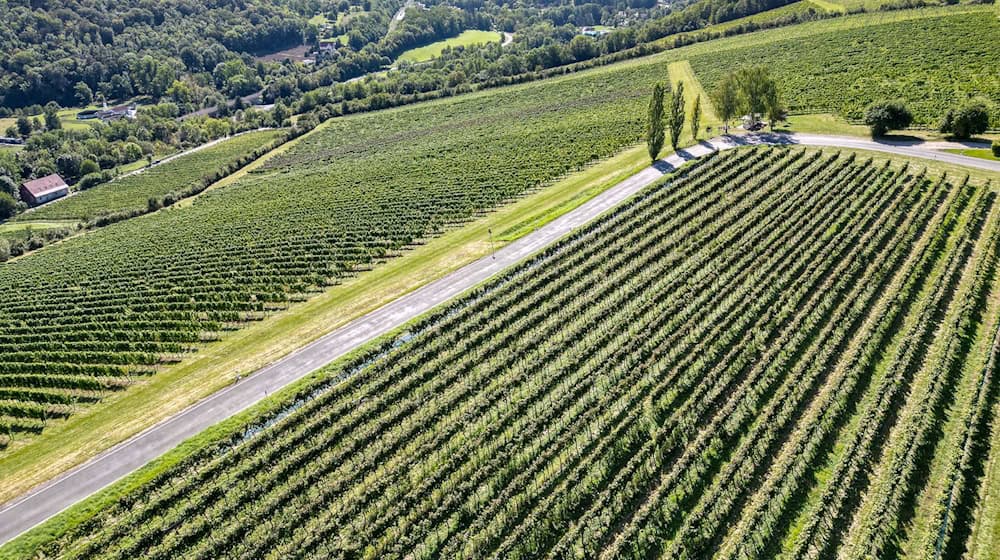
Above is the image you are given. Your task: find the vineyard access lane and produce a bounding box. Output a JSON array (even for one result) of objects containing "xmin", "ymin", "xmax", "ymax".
[{"xmin": 0, "ymin": 132, "xmax": 994, "ymax": 546}]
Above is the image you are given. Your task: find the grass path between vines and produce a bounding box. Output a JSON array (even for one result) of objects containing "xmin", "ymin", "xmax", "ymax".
[
  {"xmin": 844, "ymin": 199, "xmax": 998, "ymax": 557},
  {"xmin": 903, "ymin": 210, "xmax": 1000, "ymax": 558},
  {"xmin": 776, "ymin": 176, "xmax": 972, "ymax": 555},
  {"xmin": 0, "ymin": 132, "xmax": 652, "ymax": 506}
]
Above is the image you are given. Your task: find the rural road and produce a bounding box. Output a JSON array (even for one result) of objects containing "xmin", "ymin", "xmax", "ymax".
[
  {"xmin": 388, "ymin": 0, "xmax": 415, "ymax": 34},
  {"xmin": 0, "ymin": 132, "xmax": 996, "ymax": 546}
]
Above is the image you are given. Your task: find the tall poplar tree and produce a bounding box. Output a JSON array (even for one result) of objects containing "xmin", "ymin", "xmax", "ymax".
[
  {"xmin": 647, "ymin": 83, "xmax": 665, "ymax": 162},
  {"xmin": 667, "ymin": 81, "xmax": 685, "ymax": 150},
  {"xmin": 691, "ymin": 94, "xmax": 702, "ymax": 140}
]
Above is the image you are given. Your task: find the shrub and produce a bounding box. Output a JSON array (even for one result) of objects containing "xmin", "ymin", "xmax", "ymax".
[
  {"xmin": 0, "ymin": 192, "xmax": 17, "ymax": 219},
  {"xmin": 993, "ymin": 139, "xmax": 1000, "ymax": 158},
  {"xmin": 940, "ymin": 101, "xmax": 991, "ymax": 139},
  {"xmin": 77, "ymin": 171, "xmax": 111, "ymax": 191},
  {"xmin": 864, "ymin": 101, "xmax": 913, "ymax": 137}
]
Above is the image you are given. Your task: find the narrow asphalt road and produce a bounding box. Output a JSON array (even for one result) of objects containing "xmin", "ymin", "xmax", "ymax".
[{"xmin": 0, "ymin": 133, "xmax": 996, "ymax": 546}]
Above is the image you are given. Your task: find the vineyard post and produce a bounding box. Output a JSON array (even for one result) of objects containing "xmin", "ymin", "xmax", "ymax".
[{"xmin": 489, "ymin": 228, "xmax": 496, "ymax": 259}]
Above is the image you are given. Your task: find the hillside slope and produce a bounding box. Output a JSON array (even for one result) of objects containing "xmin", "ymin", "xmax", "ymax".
[{"xmin": 25, "ymin": 146, "xmax": 1000, "ymax": 559}]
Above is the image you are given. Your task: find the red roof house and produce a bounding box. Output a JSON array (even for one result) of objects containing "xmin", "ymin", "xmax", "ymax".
[{"xmin": 20, "ymin": 174, "xmax": 69, "ymax": 206}]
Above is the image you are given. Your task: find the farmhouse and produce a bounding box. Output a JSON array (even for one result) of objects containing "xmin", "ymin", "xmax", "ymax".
[
  {"xmin": 20, "ymin": 174, "xmax": 69, "ymax": 206},
  {"xmin": 88, "ymin": 105, "xmax": 136, "ymax": 122}
]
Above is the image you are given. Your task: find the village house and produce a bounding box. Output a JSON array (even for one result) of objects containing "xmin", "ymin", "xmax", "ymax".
[{"xmin": 20, "ymin": 174, "xmax": 69, "ymax": 206}]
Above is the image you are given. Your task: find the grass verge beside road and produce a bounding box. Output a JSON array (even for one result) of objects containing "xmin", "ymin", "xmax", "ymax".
[{"xmin": 946, "ymin": 148, "xmax": 1000, "ymax": 162}]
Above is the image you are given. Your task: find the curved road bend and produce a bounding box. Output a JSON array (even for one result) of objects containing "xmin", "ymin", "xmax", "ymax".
[{"xmin": 0, "ymin": 133, "xmax": 997, "ymax": 546}]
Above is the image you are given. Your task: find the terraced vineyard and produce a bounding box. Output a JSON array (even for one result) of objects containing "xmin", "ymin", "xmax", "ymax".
[
  {"xmin": 32, "ymin": 147, "xmax": 1000, "ymax": 559},
  {"xmin": 0, "ymin": 62, "xmax": 653, "ymax": 447}
]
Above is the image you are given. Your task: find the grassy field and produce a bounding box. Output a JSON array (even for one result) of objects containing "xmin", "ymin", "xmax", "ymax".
[
  {"xmin": 946, "ymin": 148, "xmax": 1000, "ymax": 162},
  {"xmin": 0, "ymin": 221, "xmax": 77, "ymax": 244},
  {"xmin": 0, "ymin": 107, "xmax": 95, "ymax": 134},
  {"xmin": 397, "ymin": 30, "xmax": 503, "ymax": 62},
  {"xmin": 11, "ymin": 146, "xmax": 1000, "ymax": 559}
]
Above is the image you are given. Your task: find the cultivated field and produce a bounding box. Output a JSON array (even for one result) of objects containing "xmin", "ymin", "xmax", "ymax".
[
  {"xmin": 685, "ymin": 8, "xmax": 1000, "ymax": 125},
  {"xmin": 25, "ymin": 146, "xmax": 1000, "ymax": 559},
  {"xmin": 0, "ymin": 60, "xmax": 658, "ymax": 448},
  {"xmin": 18, "ymin": 130, "xmax": 286, "ymax": 224},
  {"xmin": 0, "ymin": 1, "xmax": 996, "ymax": 460}
]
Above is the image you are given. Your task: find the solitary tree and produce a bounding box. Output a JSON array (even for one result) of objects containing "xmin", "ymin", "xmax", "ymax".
[
  {"xmin": 713, "ymin": 74, "xmax": 739, "ymax": 134},
  {"xmin": 864, "ymin": 100, "xmax": 913, "ymax": 137},
  {"xmin": 0, "ymin": 192, "xmax": 17, "ymax": 220},
  {"xmin": 735, "ymin": 66, "xmax": 772, "ymax": 125},
  {"xmin": 44, "ymin": 108, "xmax": 62, "ymax": 131},
  {"xmin": 940, "ymin": 100, "xmax": 991, "ymax": 139},
  {"xmin": 667, "ymin": 81, "xmax": 685, "ymax": 150},
  {"xmin": 647, "ymin": 83, "xmax": 665, "ymax": 162},
  {"xmin": 74, "ymin": 82, "xmax": 94, "ymax": 106},
  {"xmin": 15, "ymin": 116, "xmax": 31, "ymax": 137},
  {"xmin": 691, "ymin": 94, "xmax": 702, "ymax": 141},
  {"xmin": 764, "ymin": 82, "xmax": 785, "ymax": 129}
]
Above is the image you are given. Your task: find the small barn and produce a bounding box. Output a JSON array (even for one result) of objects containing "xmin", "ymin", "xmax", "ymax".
[{"xmin": 20, "ymin": 174, "xmax": 69, "ymax": 206}]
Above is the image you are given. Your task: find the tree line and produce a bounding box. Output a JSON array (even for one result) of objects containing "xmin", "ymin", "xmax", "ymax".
[
  {"xmin": 647, "ymin": 65, "xmax": 783, "ymax": 162},
  {"xmin": 864, "ymin": 98, "xmax": 993, "ymax": 139}
]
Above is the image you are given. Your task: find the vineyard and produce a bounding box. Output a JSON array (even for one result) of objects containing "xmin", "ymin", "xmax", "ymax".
[
  {"xmin": 0, "ymin": 4, "xmax": 995, "ymax": 450},
  {"xmin": 0, "ymin": 61, "xmax": 657, "ymax": 448},
  {"xmin": 28, "ymin": 147, "xmax": 1000, "ymax": 559},
  {"xmin": 16, "ymin": 130, "xmax": 287, "ymax": 225},
  {"xmin": 687, "ymin": 9, "xmax": 1000, "ymax": 125}
]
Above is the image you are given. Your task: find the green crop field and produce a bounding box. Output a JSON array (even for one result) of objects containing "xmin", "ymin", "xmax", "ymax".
[
  {"xmin": 0, "ymin": 2, "xmax": 996, "ymax": 455},
  {"xmin": 686, "ymin": 9, "xmax": 1000, "ymax": 125},
  {"xmin": 0, "ymin": 59, "xmax": 661, "ymax": 449},
  {"xmin": 708, "ymin": 0, "xmax": 836, "ymax": 32},
  {"xmin": 397, "ymin": 30, "xmax": 504, "ymax": 62},
  {"xmin": 17, "ymin": 130, "xmax": 286, "ymax": 224},
  {"xmin": 21, "ymin": 146, "xmax": 1000, "ymax": 559}
]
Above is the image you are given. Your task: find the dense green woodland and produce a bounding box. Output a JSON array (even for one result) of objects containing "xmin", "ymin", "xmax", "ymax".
[
  {"xmin": 0, "ymin": 0, "xmax": 316, "ymax": 108},
  {"xmin": 27, "ymin": 147, "xmax": 1000, "ymax": 559},
  {"xmin": 0, "ymin": 0, "xmax": 799, "ymax": 111}
]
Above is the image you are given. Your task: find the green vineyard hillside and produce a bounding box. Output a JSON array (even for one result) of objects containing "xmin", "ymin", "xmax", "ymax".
[
  {"xmin": 31, "ymin": 147, "xmax": 1000, "ymax": 559},
  {"xmin": 0, "ymin": 61, "xmax": 651, "ymax": 447},
  {"xmin": 0, "ymin": 4, "xmax": 995, "ymax": 449},
  {"xmin": 17, "ymin": 129, "xmax": 286, "ymax": 224}
]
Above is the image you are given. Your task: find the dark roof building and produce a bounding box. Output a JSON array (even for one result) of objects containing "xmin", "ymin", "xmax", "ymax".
[{"xmin": 20, "ymin": 174, "xmax": 69, "ymax": 206}]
